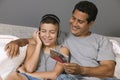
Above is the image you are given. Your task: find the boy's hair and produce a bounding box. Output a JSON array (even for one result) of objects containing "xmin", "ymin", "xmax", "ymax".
[
  {"xmin": 40, "ymin": 14, "xmax": 60, "ymax": 26},
  {"xmin": 39, "ymin": 14, "xmax": 60, "ymax": 37},
  {"xmin": 72, "ymin": 1, "xmax": 98, "ymax": 23}
]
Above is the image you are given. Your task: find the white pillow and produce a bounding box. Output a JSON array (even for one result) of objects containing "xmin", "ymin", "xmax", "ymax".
[
  {"xmin": 110, "ymin": 39, "xmax": 120, "ymax": 79},
  {"xmin": 0, "ymin": 35, "xmax": 27, "ymax": 80},
  {"xmin": 110, "ymin": 39, "xmax": 120, "ymax": 55}
]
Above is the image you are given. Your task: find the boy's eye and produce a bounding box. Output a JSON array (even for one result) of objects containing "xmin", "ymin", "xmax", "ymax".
[
  {"xmin": 50, "ymin": 31, "xmax": 56, "ymax": 34},
  {"xmin": 41, "ymin": 30, "xmax": 46, "ymax": 33}
]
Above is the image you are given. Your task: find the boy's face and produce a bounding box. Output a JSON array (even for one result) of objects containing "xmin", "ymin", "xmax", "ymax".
[
  {"xmin": 39, "ymin": 23, "xmax": 58, "ymax": 47},
  {"xmin": 69, "ymin": 9, "xmax": 93, "ymax": 37}
]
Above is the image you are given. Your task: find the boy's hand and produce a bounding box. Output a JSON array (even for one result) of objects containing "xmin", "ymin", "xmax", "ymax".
[{"xmin": 32, "ymin": 30, "xmax": 42, "ymax": 45}]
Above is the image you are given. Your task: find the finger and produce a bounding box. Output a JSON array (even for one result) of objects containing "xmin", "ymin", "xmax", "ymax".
[
  {"xmin": 7, "ymin": 49, "xmax": 14, "ymax": 58},
  {"xmin": 32, "ymin": 31, "xmax": 38, "ymax": 40},
  {"xmin": 14, "ymin": 45, "xmax": 19, "ymax": 56},
  {"xmin": 10, "ymin": 45, "xmax": 16, "ymax": 58},
  {"xmin": 63, "ymin": 63, "xmax": 69, "ymax": 66},
  {"xmin": 64, "ymin": 66, "xmax": 71, "ymax": 72},
  {"xmin": 65, "ymin": 69, "xmax": 73, "ymax": 74},
  {"xmin": 36, "ymin": 31, "xmax": 39, "ymax": 37},
  {"xmin": 6, "ymin": 48, "xmax": 11, "ymax": 57},
  {"xmin": 64, "ymin": 65, "xmax": 77, "ymax": 73},
  {"xmin": 4, "ymin": 43, "xmax": 9, "ymax": 51},
  {"xmin": 9, "ymin": 44, "xmax": 18, "ymax": 58},
  {"xmin": 8, "ymin": 45, "xmax": 14, "ymax": 58},
  {"xmin": 64, "ymin": 63, "xmax": 73, "ymax": 68},
  {"xmin": 11, "ymin": 46, "xmax": 17, "ymax": 57},
  {"xmin": 5, "ymin": 45, "xmax": 10, "ymax": 57},
  {"xmin": 65, "ymin": 67, "xmax": 76, "ymax": 74},
  {"xmin": 63, "ymin": 63, "xmax": 70, "ymax": 70},
  {"xmin": 5, "ymin": 43, "xmax": 13, "ymax": 58}
]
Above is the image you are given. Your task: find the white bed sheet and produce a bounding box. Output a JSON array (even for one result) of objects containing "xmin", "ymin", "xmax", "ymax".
[{"xmin": 0, "ymin": 35, "xmax": 27, "ymax": 80}]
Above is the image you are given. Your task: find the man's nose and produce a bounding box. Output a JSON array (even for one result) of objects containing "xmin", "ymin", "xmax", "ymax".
[{"xmin": 73, "ymin": 20, "xmax": 78, "ymax": 26}]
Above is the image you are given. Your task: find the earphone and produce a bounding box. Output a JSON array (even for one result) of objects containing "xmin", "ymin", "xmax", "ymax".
[
  {"xmin": 40, "ymin": 14, "xmax": 61, "ymax": 38},
  {"xmin": 41, "ymin": 14, "xmax": 60, "ymax": 24}
]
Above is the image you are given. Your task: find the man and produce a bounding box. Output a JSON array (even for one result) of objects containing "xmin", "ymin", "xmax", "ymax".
[
  {"xmin": 56, "ymin": 1, "xmax": 116, "ymax": 80},
  {"xmin": 5, "ymin": 1, "xmax": 116, "ymax": 80}
]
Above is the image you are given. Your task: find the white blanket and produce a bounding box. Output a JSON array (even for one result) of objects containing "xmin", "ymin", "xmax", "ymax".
[{"xmin": 0, "ymin": 35, "xmax": 27, "ymax": 80}]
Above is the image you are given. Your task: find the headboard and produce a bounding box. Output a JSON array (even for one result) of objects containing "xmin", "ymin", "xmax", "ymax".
[{"xmin": 0, "ymin": 23, "xmax": 37, "ymax": 38}]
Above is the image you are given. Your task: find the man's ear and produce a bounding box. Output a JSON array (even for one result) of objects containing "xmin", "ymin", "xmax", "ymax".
[{"xmin": 88, "ymin": 21, "xmax": 94, "ymax": 27}]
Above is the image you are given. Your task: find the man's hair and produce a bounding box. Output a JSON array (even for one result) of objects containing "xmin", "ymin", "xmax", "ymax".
[{"xmin": 72, "ymin": 1, "xmax": 98, "ymax": 23}]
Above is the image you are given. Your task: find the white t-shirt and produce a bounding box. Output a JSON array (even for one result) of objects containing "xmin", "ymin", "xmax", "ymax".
[{"xmin": 63, "ymin": 33, "xmax": 115, "ymax": 80}]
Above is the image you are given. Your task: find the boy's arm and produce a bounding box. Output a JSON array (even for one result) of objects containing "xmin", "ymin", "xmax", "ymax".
[{"xmin": 5, "ymin": 38, "xmax": 30, "ymax": 58}]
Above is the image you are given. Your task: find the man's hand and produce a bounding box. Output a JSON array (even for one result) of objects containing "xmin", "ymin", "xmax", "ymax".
[
  {"xmin": 5, "ymin": 41, "xmax": 19, "ymax": 58},
  {"xmin": 64, "ymin": 61, "xmax": 116, "ymax": 78},
  {"xmin": 5, "ymin": 38, "xmax": 29, "ymax": 58},
  {"xmin": 63, "ymin": 63, "xmax": 81, "ymax": 75}
]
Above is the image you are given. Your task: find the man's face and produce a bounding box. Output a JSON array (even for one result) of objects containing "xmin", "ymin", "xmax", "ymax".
[{"xmin": 69, "ymin": 9, "xmax": 93, "ymax": 37}]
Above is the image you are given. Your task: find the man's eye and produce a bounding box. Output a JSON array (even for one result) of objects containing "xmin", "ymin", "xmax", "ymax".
[
  {"xmin": 72, "ymin": 17, "xmax": 75, "ymax": 20},
  {"xmin": 78, "ymin": 21, "xmax": 84, "ymax": 24},
  {"xmin": 78, "ymin": 20, "xmax": 86, "ymax": 24}
]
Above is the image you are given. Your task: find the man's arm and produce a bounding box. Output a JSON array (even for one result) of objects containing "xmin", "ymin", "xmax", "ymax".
[
  {"xmin": 5, "ymin": 38, "xmax": 30, "ymax": 58},
  {"xmin": 63, "ymin": 60, "xmax": 116, "ymax": 78},
  {"xmin": 5, "ymin": 30, "xmax": 39, "ymax": 58},
  {"xmin": 79, "ymin": 60, "xmax": 115, "ymax": 78}
]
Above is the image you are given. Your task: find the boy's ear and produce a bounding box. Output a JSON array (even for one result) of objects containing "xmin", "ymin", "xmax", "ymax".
[{"xmin": 38, "ymin": 30, "xmax": 40, "ymax": 35}]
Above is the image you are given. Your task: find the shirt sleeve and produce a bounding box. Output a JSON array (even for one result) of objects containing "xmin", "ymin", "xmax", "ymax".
[{"xmin": 97, "ymin": 36, "xmax": 115, "ymax": 61}]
